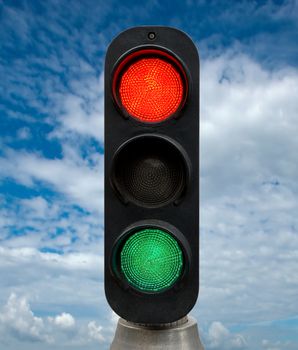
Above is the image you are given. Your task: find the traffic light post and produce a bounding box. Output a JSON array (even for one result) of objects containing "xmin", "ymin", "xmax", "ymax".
[
  {"xmin": 104, "ymin": 26, "xmax": 203, "ymax": 349},
  {"xmin": 110, "ymin": 316, "xmax": 204, "ymax": 350}
]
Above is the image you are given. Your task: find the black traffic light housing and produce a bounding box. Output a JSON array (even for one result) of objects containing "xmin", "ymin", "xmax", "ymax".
[{"xmin": 105, "ymin": 26, "xmax": 199, "ymax": 324}]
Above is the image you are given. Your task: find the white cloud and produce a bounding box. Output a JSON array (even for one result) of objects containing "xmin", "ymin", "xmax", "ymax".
[
  {"xmin": 0, "ymin": 194, "xmax": 103, "ymax": 254},
  {"xmin": 49, "ymin": 313, "xmax": 75, "ymax": 329},
  {"xmin": 0, "ymin": 148, "xmax": 104, "ymax": 213},
  {"xmin": 0, "ymin": 294, "xmax": 107, "ymax": 348},
  {"xmin": 88, "ymin": 321, "xmax": 105, "ymax": 342},
  {"xmin": 22, "ymin": 196, "xmax": 52, "ymax": 218},
  {"xmin": 262, "ymin": 339, "xmax": 280, "ymax": 350},
  {"xmin": 195, "ymin": 51, "xmax": 298, "ymax": 329},
  {"xmin": 261, "ymin": 338, "xmax": 294, "ymax": 350},
  {"xmin": 206, "ymin": 321, "xmax": 247, "ymax": 349},
  {"xmin": 0, "ymin": 293, "xmax": 52, "ymax": 343},
  {"xmin": 201, "ymin": 52, "xmax": 298, "ymax": 202},
  {"xmin": 52, "ymin": 73, "xmax": 104, "ymax": 143},
  {"xmin": 0, "ymin": 246, "xmax": 105, "ymax": 324},
  {"xmin": 0, "ymin": 246, "xmax": 103, "ymax": 274}
]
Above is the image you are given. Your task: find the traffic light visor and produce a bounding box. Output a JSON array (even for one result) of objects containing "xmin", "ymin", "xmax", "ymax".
[{"xmin": 113, "ymin": 49, "xmax": 188, "ymax": 123}]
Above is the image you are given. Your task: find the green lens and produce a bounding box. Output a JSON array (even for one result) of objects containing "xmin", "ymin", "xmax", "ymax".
[{"xmin": 120, "ymin": 228, "xmax": 184, "ymax": 292}]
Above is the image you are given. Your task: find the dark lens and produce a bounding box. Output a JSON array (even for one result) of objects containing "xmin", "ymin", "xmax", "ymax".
[{"xmin": 112, "ymin": 136, "xmax": 187, "ymax": 208}]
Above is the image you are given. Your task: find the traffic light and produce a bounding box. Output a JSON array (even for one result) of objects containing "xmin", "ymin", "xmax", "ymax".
[{"xmin": 105, "ymin": 26, "xmax": 199, "ymax": 324}]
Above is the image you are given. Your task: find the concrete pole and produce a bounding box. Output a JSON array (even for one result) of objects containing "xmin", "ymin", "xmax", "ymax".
[{"xmin": 110, "ymin": 315, "xmax": 205, "ymax": 350}]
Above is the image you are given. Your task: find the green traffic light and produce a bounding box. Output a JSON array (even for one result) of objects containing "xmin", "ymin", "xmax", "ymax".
[{"xmin": 120, "ymin": 228, "xmax": 184, "ymax": 293}]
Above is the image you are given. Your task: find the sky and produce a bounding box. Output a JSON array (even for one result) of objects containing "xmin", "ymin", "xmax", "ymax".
[{"xmin": 0, "ymin": 0, "xmax": 298, "ymax": 349}]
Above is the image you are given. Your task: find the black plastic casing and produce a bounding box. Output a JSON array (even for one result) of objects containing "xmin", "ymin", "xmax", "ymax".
[{"xmin": 104, "ymin": 26, "xmax": 200, "ymax": 324}]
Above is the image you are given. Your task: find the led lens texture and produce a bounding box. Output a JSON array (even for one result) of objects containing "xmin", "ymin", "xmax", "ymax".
[
  {"xmin": 120, "ymin": 228, "xmax": 184, "ymax": 292},
  {"xmin": 112, "ymin": 135, "xmax": 187, "ymax": 208},
  {"xmin": 116, "ymin": 53, "xmax": 186, "ymax": 123}
]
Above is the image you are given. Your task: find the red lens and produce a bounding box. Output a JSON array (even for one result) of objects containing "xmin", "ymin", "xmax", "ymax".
[{"xmin": 113, "ymin": 50, "xmax": 187, "ymax": 123}]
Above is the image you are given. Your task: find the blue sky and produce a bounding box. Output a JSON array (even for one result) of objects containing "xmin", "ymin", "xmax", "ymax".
[{"xmin": 0, "ymin": 0, "xmax": 298, "ymax": 349}]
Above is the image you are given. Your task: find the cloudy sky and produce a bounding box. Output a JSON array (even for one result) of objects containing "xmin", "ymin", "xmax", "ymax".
[{"xmin": 0, "ymin": 0, "xmax": 298, "ymax": 349}]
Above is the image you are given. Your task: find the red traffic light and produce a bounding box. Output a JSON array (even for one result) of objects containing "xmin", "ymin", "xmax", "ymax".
[{"xmin": 113, "ymin": 49, "xmax": 188, "ymax": 123}]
